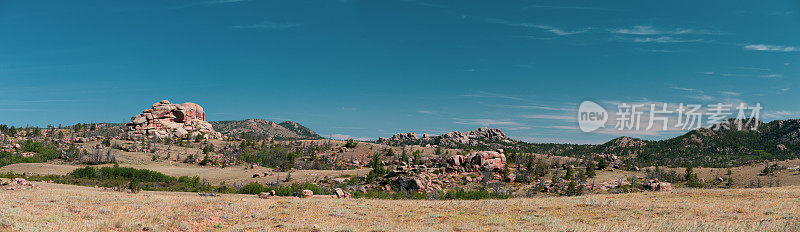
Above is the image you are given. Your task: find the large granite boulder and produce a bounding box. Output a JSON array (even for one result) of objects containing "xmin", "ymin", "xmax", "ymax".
[{"xmin": 125, "ymin": 100, "xmax": 222, "ymax": 139}]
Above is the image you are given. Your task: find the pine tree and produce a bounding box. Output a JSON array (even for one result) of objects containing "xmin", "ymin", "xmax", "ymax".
[
  {"xmin": 367, "ymin": 152, "xmax": 386, "ymax": 182},
  {"xmin": 565, "ymin": 166, "xmax": 574, "ymax": 181},
  {"xmin": 685, "ymin": 166, "xmax": 701, "ymax": 188},
  {"xmin": 578, "ymin": 169, "xmax": 587, "ymax": 183},
  {"xmin": 585, "ymin": 161, "xmax": 596, "ymax": 178},
  {"xmin": 565, "ymin": 180, "xmax": 582, "ymax": 196},
  {"xmin": 199, "ymin": 154, "xmax": 210, "ymax": 166},
  {"xmin": 596, "ymin": 158, "xmax": 609, "ymax": 170},
  {"xmin": 400, "ymin": 150, "xmax": 409, "ymax": 164},
  {"xmin": 412, "ymin": 150, "xmax": 422, "ymax": 165}
]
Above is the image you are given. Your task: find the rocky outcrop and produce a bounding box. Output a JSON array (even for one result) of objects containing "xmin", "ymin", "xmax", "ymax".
[
  {"xmin": 392, "ymin": 132, "xmax": 420, "ymax": 141},
  {"xmin": 125, "ymin": 100, "xmax": 222, "ymax": 139},
  {"xmin": 301, "ymin": 189, "xmax": 314, "ymax": 198},
  {"xmin": 378, "ymin": 127, "xmax": 512, "ymax": 148},
  {"xmin": 446, "ymin": 150, "xmax": 507, "ymax": 171},
  {"xmin": 334, "ymin": 188, "xmax": 351, "ymax": 198},
  {"xmin": 1, "ymin": 178, "xmax": 37, "ymax": 190},
  {"xmin": 643, "ymin": 180, "xmax": 673, "ymax": 192}
]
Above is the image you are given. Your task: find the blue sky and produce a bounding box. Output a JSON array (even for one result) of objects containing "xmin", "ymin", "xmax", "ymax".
[{"xmin": 1, "ymin": 0, "xmax": 798, "ymax": 144}]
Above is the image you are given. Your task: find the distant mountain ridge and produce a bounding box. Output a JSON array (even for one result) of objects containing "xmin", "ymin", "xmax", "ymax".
[
  {"xmin": 518, "ymin": 118, "xmax": 800, "ymax": 168},
  {"xmin": 597, "ymin": 119, "xmax": 797, "ymax": 167},
  {"xmin": 209, "ymin": 119, "xmax": 322, "ymax": 140}
]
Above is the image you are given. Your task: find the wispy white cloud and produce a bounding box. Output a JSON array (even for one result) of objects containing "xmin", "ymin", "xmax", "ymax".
[
  {"xmin": 719, "ymin": 73, "xmax": 746, "ymax": 77},
  {"xmin": 610, "ymin": 25, "xmax": 720, "ymax": 35},
  {"xmin": 721, "ymin": 91, "xmax": 741, "ymax": 96},
  {"xmin": 460, "ymin": 91, "xmax": 523, "ymax": 100},
  {"xmin": 486, "ymin": 19, "xmax": 588, "ymax": 36},
  {"xmin": 763, "ymin": 110, "xmax": 799, "ymax": 120},
  {"xmin": 525, "ymin": 5, "xmax": 620, "ymax": 11},
  {"xmin": 759, "ymin": 74, "xmax": 783, "ymax": 78},
  {"xmin": 671, "ymin": 86, "xmax": 715, "ymax": 101},
  {"xmin": 232, "ymin": 21, "xmax": 301, "ymax": 29},
  {"xmin": 520, "ymin": 114, "xmax": 575, "ymax": 121},
  {"xmin": 700, "ymin": 71, "xmax": 782, "ymax": 78},
  {"xmin": 485, "ymin": 103, "xmax": 574, "ymax": 111},
  {"xmin": 736, "ymin": 66, "xmax": 771, "ymax": 71},
  {"xmin": 530, "ymin": 24, "xmax": 590, "ymax": 36},
  {"xmin": 744, "ymin": 44, "xmax": 800, "ymax": 52},
  {"xmin": 615, "ymin": 36, "xmax": 703, "ymax": 43},
  {"xmin": 453, "ymin": 118, "xmax": 522, "ymax": 127},
  {"xmin": 671, "ymin": 86, "xmax": 697, "ymax": 91},
  {"xmin": 687, "ymin": 95, "xmax": 715, "ymax": 101},
  {"xmin": 544, "ymin": 125, "xmax": 578, "ymax": 130},
  {"xmin": 635, "ymin": 48, "xmax": 687, "ymax": 53}
]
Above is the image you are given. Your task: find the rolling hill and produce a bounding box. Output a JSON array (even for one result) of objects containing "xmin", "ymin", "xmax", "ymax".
[{"xmin": 209, "ymin": 119, "xmax": 322, "ymax": 140}]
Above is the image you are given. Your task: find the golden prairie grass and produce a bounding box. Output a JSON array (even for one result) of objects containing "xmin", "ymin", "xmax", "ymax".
[{"xmin": 1, "ymin": 182, "xmax": 799, "ymax": 231}]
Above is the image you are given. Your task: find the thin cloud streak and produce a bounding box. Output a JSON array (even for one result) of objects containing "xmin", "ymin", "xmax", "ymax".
[
  {"xmin": 485, "ymin": 19, "xmax": 589, "ymax": 36},
  {"xmin": 520, "ymin": 114, "xmax": 575, "ymax": 121},
  {"xmin": 525, "ymin": 4, "xmax": 622, "ymax": 11},
  {"xmin": 744, "ymin": 44, "xmax": 800, "ymax": 52},
  {"xmin": 614, "ymin": 36, "xmax": 704, "ymax": 43},
  {"xmin": 610, "ymin": 25, "xmax": 721, "ymax": 35},
  {"xmin": 453, "ymin": 118, "xmax": 522, "ymax": 127}
]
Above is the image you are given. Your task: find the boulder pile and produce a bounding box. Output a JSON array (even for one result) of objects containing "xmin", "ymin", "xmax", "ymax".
[
  {"xmin": 438, "ymin": 127, "xmax": 511, "ymax": 147},
  {"xmin": 334, "ymin": 188, "xmax": 351, "ymax": 198},
  {"xmin": 378, "ymin": 127, "xmax": 512, "ymax": 148},
  {"xmin": 1, "ymin": 178, "xmax": 36, "ymax": 190},
  {"xmin": 446, "ymin": 150, "xmax": 507, "ymax": 171},
  {"xmin": 125, "ymin": 100, "xmax": 222, "ymax": 139},
  {"xmin": 643, "ymin": 180, "xmax": 673, "ymax": 192},
  {"xmin": 373, "ymin": 149, "xmax": 510, "ymax": 193}
]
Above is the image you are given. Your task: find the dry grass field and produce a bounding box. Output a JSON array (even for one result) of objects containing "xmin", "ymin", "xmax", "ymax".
[
  {"xmin": 1, "ymin": 181, "xmax": 799, "ymax": 231},
  {"xmin": 0, "ymin": 162, "xmax": 370, "ymax": 186}
]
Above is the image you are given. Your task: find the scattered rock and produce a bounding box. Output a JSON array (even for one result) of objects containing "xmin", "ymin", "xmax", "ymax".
[
  {"xmin": 334, "ymin": 188, "xmax": 351, "ymax": 198},
  {"xmin": 643, "ymin": 180, "xmax": 673, "ymax": 192},
  {"xmin": 1, "ymin": 178, "xmax": 36, "ymax": 190},
  {"xmin": 258, "ymin": 191, "xmax": 275, "ymax": 199},
  {"xmin": 198, "ymin": 192, "xmax": 219, "ymax": 197},
  {"xmin": 301, "ymin": 189, "xmax": 314, "ymax": 198}
]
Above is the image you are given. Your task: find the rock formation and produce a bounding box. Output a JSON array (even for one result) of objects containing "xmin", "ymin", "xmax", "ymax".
[
  {"xmin": 125, "ymin": 100, "xmax": 222, "ymax": 139},
  {"xmin": 446, "ymin": 150, "xmax": 507, "ymax": 171},
  {"xmin": 643, "ymin": 180, "xmax": 673, "ymax": 192},
  {"xmin": 378, "ymin": 127, "xmax": 512, "ymax": 148}
]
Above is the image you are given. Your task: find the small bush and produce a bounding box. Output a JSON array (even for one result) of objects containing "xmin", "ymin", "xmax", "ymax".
[
  {"xmin": 236, "ymin": 182, "xmax": 330, "ymax": 196},
  {"xmin": 344, "ymin": 139, "xmax": 358, "ymax": 148},
  {"xmin": 352, "ymin": 190, "xmax": 508, "ymax": 200}
]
